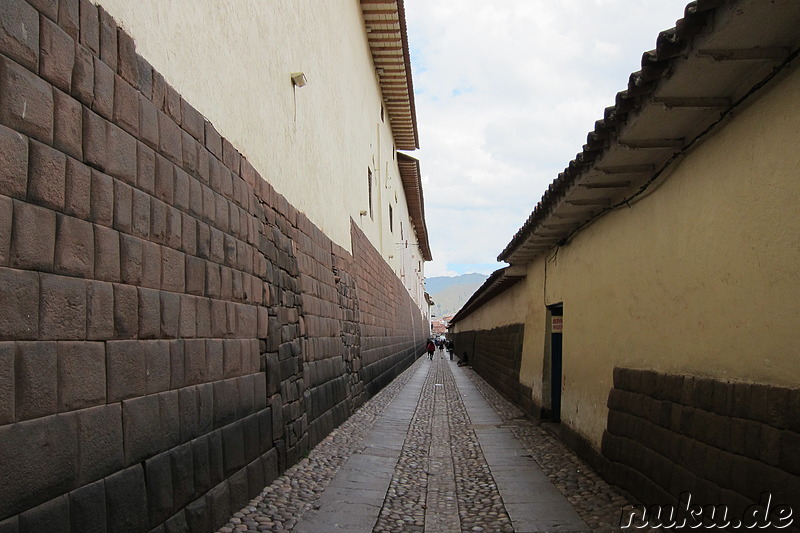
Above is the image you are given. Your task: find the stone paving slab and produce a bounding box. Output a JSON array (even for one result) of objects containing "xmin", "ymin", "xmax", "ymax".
[
  {"xmin": 293, "ymin": 360, "xmax": 428, "ymax": 533},
  {"xmin": 449, "ymin": 359, "xmax": 590, "ymax": 533},
  {"xmin": 219, "ymin": 354, "xmax": 635, "ymax": 532}
]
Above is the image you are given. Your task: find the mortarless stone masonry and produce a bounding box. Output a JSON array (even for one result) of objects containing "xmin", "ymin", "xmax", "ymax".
[
  {"xmin": 0, "ymin": 2, "xmax": 427, "ymax": 530},
  {"xmin": 451, "ymin": 324, "xmax": 525, "ymax": 406}
]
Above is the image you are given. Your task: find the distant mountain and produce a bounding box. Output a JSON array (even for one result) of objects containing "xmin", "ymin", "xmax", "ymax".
[{"xmin": 426, "ymin": 273, "xmax": 488, "ymax": 318}]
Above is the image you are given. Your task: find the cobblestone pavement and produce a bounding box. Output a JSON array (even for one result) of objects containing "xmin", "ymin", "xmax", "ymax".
[
  {"xmin": 462, "ymin": 368, "xmax": 633, "ymax": 532},
  {"xmin": 217, "ymin": 358, "xmax": 421, "ymax": 532},
  {"xmin": 219, "ymin": 356, "xmax": 635, "ymax": 532}
]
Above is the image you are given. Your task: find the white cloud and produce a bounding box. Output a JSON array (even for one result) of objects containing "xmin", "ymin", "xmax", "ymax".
[{"xmin": 405, "ymin": 0, "xmax": 689, "ymax": 277}]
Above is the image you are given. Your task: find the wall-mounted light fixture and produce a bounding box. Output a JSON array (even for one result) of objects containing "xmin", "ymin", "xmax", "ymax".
[
  {"xmin": 359, "ymin": 210, "xmax": 368, "ymax": 217},
  {"xmin": 291, "ymin": 72, "xmax": 308, "ymax": 88}
]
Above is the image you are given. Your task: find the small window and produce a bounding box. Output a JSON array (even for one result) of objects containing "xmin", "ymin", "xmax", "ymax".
[
  {"xmin": 389, "ymin": 204, "xmax": 393, "ymax": 233},
  {"xmin": 368, "ymin": 168, "xmax": 373, "ymax": 220}
]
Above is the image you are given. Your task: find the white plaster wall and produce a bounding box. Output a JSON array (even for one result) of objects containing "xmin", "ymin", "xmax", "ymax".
[{"xmin": 97, "ymin": 0, "xmax": 427, "ymax": 307}]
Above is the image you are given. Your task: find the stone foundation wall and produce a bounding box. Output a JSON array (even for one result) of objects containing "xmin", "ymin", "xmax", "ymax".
[
  {"xmin": 0, "ymin": 2, "xmax": 426, "ymax": 530},
  {"xmin": 603, "ymin": 368, "xmax": 800, "ymax": 515},
  {"xmin": 452, "ymin": 324, "xmax": 525, "ymax": 404}
]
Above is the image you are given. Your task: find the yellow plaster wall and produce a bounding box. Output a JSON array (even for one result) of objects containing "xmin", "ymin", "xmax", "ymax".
[
  {"xmin": 460, "ymin": 62, "xmax": 800, "ymax": 449},
  {"xmin": 550, "ymin": 63, "xmax": 800, "ymax": 446}
]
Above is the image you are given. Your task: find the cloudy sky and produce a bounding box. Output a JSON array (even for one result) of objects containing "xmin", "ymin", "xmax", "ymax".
[{"xmin": 403, "ymin": 0, "xmax": 690, "ymax": 278}]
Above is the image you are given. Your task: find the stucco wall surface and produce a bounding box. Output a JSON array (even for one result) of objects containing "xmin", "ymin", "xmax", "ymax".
[
  {"xmin": 454, "ymin": 61, "xmax": 800, "ymax": 452},
  {"xmin": 546, "ymin": 61, "xmax": 800, "ymax": 447},
  {"xmin": 96, "ymin": 0, "xmax": 427, "ymax": 303}
]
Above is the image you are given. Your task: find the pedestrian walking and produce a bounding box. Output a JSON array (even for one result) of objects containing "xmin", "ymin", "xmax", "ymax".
[{"xmin": 426, "ymin": 339, "xmax": 435, "ymax": 360}]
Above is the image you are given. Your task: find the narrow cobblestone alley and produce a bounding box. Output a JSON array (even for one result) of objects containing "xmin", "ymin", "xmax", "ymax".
[{"xmin": 218, "ymin": 355, "xmax": 632, "ymax": 533}]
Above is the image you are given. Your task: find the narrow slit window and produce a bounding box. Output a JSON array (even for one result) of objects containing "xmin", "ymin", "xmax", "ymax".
[{"xmin": 368, "ymin": 168, "xmax": 373, "ymax": 220}]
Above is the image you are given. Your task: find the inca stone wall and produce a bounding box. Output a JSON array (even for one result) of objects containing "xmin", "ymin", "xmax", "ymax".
[
  {"xmin": 603, "ymin": 368, "xmax": 800, "ymax": 518},
  {"xmin": 451, "ymin": 324, "xmax": 525, "ymax": 404},
  {"xmin": 0, "ymin": 1, "xmax": 427, "ymax": 531}
]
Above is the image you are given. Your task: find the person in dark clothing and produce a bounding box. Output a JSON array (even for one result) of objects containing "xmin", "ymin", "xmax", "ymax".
[
  {"xmin": 447, "ymin": 340, "xmax": 454, "ymax": 360},
  {"xmin": 426, "ymin": 339, "xmax": 435, "ymax": 360}
]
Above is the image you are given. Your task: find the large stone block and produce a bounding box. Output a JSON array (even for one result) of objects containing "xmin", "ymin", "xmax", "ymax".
[
  {"xmin": 170, "ymin": 442, "xmax": 194, "ymax": 511},
  {"xmin": 183, "ymin": 496, "xmax": 209, "ymax": 533},
  {"xmin": 191, "ymin": 435, "xmax": 212, "ymax": 496},
  {"xmin": 160, "ymin": 291, "xmax": 180, "ymax": 339},
  {"xmin": 0, "ymin": 343, "xmax": 13, "ymax": 425},
  {"xmin": 93, "ymin": 224, "xmax": 120, "ymax": 282},
  {"xmin": 76, "ymin": 403, "xmax": 123, "ymax": 486},
  {"xmin": 83, "ymin": 108, "xmax": 108, "ymax": 172},
  {"xmin": 54, "ymin": 214, "xmax": 94, "ymax": 278},
  {"xmin": 139, "ymin": 96, "xmax": 159, "ymax": 152},
  {"xmin": 0, "ymin": 125, "xmax": 27, "ymax": 202},
  {"xmin": 106, "ymin": 340, "xmax": 146, "ymax": 402},
  {"xmin": 40, "ymin": 273, "xmax": 87, "ymax": 340},
  {"xmin": 90, "ymin": 169, "xmax": 114, "ymax": 227},
  {"xmin": 86, "ymin": 280, "xmax": 113, "ymax": 340},
  {"xmin": 97, "ymin": 6, "xmax": 116, "ymax": 70},
  {"xmin": 53, "ymin": 90, "xmax": 82, "ymax": 160},
  {"xmin": 57, "ymin": 341, "xmax": 105, "ymax": 411},
  {"xmin": 145, "ymin": 452, "xmax": 174, "ymax": 528},
  {"xmin": 11, "ymin": 200, "xmax": 56, "ymax": 272},
  {"xmin": 15, "ymin": 341, "xmax": 57, "ymax": 420},
  {"xmin": 0, "ymin": 54, "xmax": 53, "ymax": 145},
  {"xmin": 117, "ymin": 27, "xmax": 138, "ymax": 87},
  {"xmin": 207, "ymin": 430, "xmax": 224, "ymax": 487},
  {"xmin": 246, "ymin": 458, "xmax": 266, "ymax": 500},
  {"xmin": 28, "ymin": 138, "xmax": 66, "ymax": 211},
  {"xmin": 113, "ymin": 282, "xmax": 138, "ymax": 339},
  {"xmin": 163, "ymin": 511, "xmax": 188, "ymax": 533},
  {"xmin": 105, "ymin": 464, "xmax": 148, "ymax": 533},
  {"xmin": 138, "ymin": 287, "xmax": 161, "ymax": 339},
  {"xmin": 91, "ymin": 56, "xmax": 113, "ymax": 120},
  {"xmin": 0, "ymin": 412, "xmax": 79, "ymax": 518},
  {"xmin": 77, "ymin": 0, "xmax": 99, "ymax": 55},
  {"xmin": 146, "ymin": 340, "xmax": 170, "ymax": 394},
  {"xmin": 262, "ymin": 447, "xmax": 279, "ymax": 486},
  {"xmin": 158, "ymin": 111, "xmax": 182, "ymax": 166},
  {"xmin": 222, "ymin": 421, "xmax": 245, "ymax": 475},
  {"xmin": 58, "ymin": 0, "xmax": 80, "ymax": 39},
  {"xmin": 213, "ymin": 378, "xmax": 239, "ymax": 429},
  {"xmin": 19, "ymin": 494, "xmax": 70, "ymax": 533},
  {"xmin": 227, "ymin": 468, "xmax": 249, "ymax": 516},
  {"xmin": 0, "ymin": 267, "xmax": 39, "ymax": 340},
  {"xmin": 40, "ymin": 17, "xmax": 73, "ymax": 93},
  {"xmin": 69, "ymin": 479, "xmax": 106, "ymax": 533},
  {"xmin": 0, "ymin": 0, "xmax": 39, "ymax": 71},
  {"xmin": 113, "ymin": 74, "xmax": 139, "ymax": 138},
  {"xmin": 205, "ymin": 483, "xmax": 230, "ymax": 533},
  {"xmin": 184, "ymin": 339, "xmax": 206, "ymax": 386},
  {"xmin": 70, "ymin": 43, "xmax": 93, "ymax": 106},
  {"xmin": 106, "ymin": 122, "xmax": 136, "ymax": 184},
  {"xmin": 119, "ymin": 234, "xmax": 142, "ymax": 287}
]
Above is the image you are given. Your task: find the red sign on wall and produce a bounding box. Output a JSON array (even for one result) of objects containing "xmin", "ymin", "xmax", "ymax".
[{"xmin": 552, "ymin": 316, "xmax": 563, "ymax": 333}]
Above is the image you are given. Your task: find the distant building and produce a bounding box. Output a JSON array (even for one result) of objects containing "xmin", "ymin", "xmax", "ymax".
[
  {"xmin": 431, "ymin": 314, "xmax": 454, "ymax": 335},
  {"xmin": 450, "ymin": 0, "xmax": 800, "ymax": 515}
]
